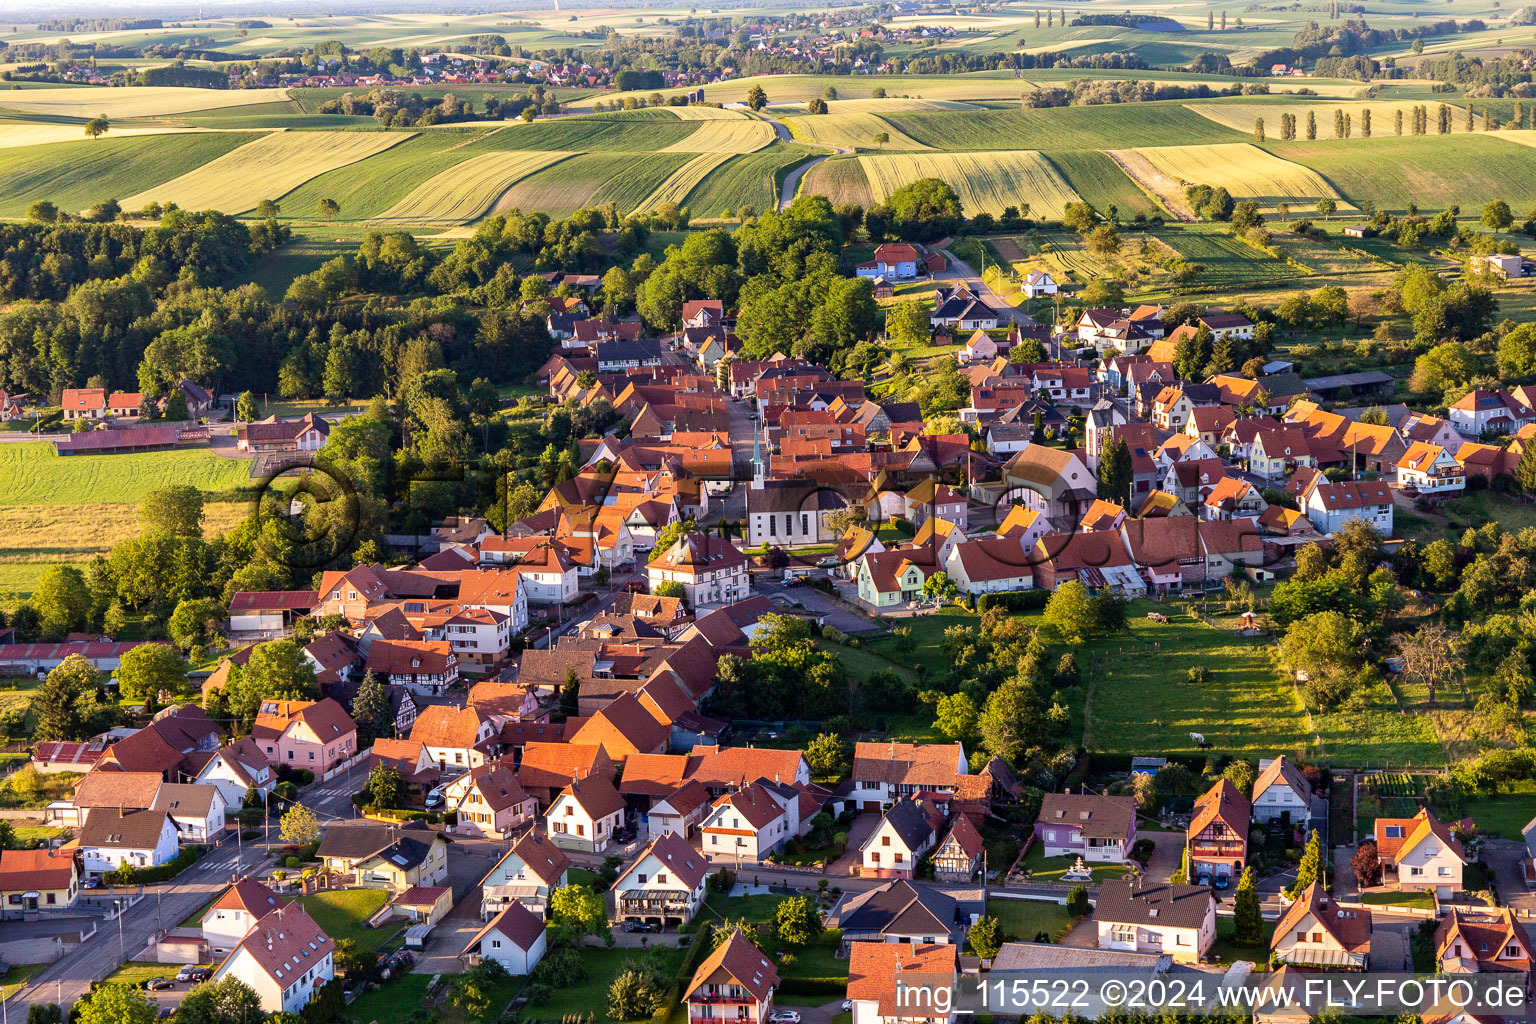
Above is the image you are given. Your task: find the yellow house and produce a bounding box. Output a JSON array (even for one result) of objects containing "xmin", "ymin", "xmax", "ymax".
[
  {"xmin": 0, "ymin": 847, "xmax": 80, "ymax": 918},
  {"xmin": 315, "ymin": 823, "xmax": 449, "ymax": 890}
]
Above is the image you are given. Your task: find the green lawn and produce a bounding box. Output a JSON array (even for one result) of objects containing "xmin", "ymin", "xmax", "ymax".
[
  {"xmin": 346, "ymin": 973, "xmax": 434, "ymax": 1024},
  {"xmin": 13, "ymin": 825, "xmax": 65, "ymax": 843},
  {"xmin": 0, "ymin": 441, "xmax": 251, "ymax": 505},
  {"xmin": 0, "ymin": 963, "xmax": 41, "ymax": 1000},
  {"xmin": 1454, "ymin": 781, "xmax": 1536, "ymax": 840},
  {"xmin": 298, "ymin": 889, "xmax": 398, "ymax": 954},
  {"xmin": 527, "ymin": 945, "xmax": 685, "ymax": 1021},
  {"xmin": 1360, "ymin": 890, "xmax": 1436, "ymax": 909},
  {"xmin": 1019, "ymin": 845, "xmax": 1129, "ymax": 883},
  {"xmin": 104, "ymin": 961, "xmax": 199, "ymax": 987},
  {"xmin": 986, "ymin": 897, "xmax": 1076, "ymax": 943},
  {"xmin": 816, "ymin": 639, "xmax": 918, "ymax": 686},
  {"xmin": 1207, "ymin": 915, "xmax": 1275, "ymax": 966}
]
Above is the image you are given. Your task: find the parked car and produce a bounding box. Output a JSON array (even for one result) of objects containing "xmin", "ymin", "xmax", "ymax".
[
  {"xmin": 191, "ymin": 968, "xmax": 212, "ymax": 982},
  {"xmin": 622, "ymin": 920, "xmax": 658, "ymax": 933},
  {"xmin": 842, "ymin": 1000, "xmax": 852, "ymax": 1012},
  {"xmin": 175, "ymin": 967, "xmax": 195, "ymax": 982},
  {"xmin": 145, "ymin": 978, "xmax": 173, "ymax": 991},
  {"xmin": 769, "ymin": 1012, "xmax": 800, "ymax": 1024}
]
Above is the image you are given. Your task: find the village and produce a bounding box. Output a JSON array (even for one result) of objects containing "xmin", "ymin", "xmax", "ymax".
[{"xmin": 2, "ymin": 236, "xmax": 1534, "ymax": 1024}]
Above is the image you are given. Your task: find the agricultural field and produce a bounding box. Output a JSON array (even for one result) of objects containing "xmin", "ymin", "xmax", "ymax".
[
  {"xmin": 1133, "ymin": 142, "xmax": 1350, "ymax": 214},
  {"xmin": 481, "ymin": 114, "xmax": 698, "ymax": 152},
  {"xmin": 276, "ymin": 129, "xmax": 495, "ymax": 221},
  {"xmin": 1272, "ymin": 135, "xmax": 1536, "ymax": 214},
  {"xmin": 782, "ymin": 112, "xmax": 931, "ymax": 151},
  {"xmin": 1154, "ymin": 226, "xmax": 1309, "ymax": 290},
  {"xmin": 589, "ymin": 153, "xmax": 696, "ymax": 214},
  {"xmin": 823, "ymin": 98, "xmax": 977, "ymax": 113},
  {"xmin": 662, "ymin": 117, "xmax": 775, "ymax": 153},
  {"xmin": 859, "ymin": 150, "xmax": 1081, "ymax": 217},
  {"xmin": 0, "ymin": 131, "xmax": 262, "ymax": 218},
  {"xmin": 882, "ymin": 102, "xmax": 1245, "ymax": 151},
  {"xmin": 1185, "ymin": 98, "xmax": 1482, "ymax": 135},
  {"xmin": 1033, "ymin": 231, "xmax": 1116, "ymax": 281},
  {"xmin": 631, "ymin": 152, "xmax": 734, "ymax": 215},
  {"xmin": 667, "ymin": 105, "xmax": 747, "ymax": 121},
  {"xmin": 682, "ymin": 144, "xmax": 820, "ymax": 217},
  {"xmin": 0, "ymin": 124, "xmax": 217, "ymax": 149},
  {"xmin": 493, "ymin": 152, "xmax": 671, "ymax": 218},
  {"xmin": 800, "ymin": 156, "xmax": 875, "ymax": 208},
  {"xmin": 374, "ymin": 150, "xmax": 575, "ymax": 223},
  {"xmin": 1044, "ymin": 150, "xmax": 1158, "ymax": 218},
  {"xmin": 121, "ymin": 130, "xmax": 412, "ymax": 214},
  {"xmin": 0, "ymin": 85, "xmax": 295, "ymax": 118}
]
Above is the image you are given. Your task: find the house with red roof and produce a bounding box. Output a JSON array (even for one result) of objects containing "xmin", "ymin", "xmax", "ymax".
[
  {"xmin": 547, "ymin": 775, "xmax": 627, "ymax": 853},
  {"xmin": 1187, "ymin": 778, "xmax": 1250, "ymax": 889},
  {"xmin": 0, "ymin": 847, "xmax": 79, "ymax": 918},
  {"xmin": 1374, "ymin": 808, "xmax": 1468, "ymax": 898},
  {"xmin": 686, "ymin": 931, "xmax": 780, "ymax": 1024},
  {"xmin": 612, "ymin": 831, "xmax": 711, "ymax": 930},
  {"xmin": 445, "ymin": 763, "xmax": 537, "ymax": 839},
  {"xmin": 461, "ymin": 902, "xmax": 547, "ymax": 974},
  {"xmin": 1435, "ymin": 906, "xmax": 1531, "ymax": 972},
  {"xmin": 201, "ymin": 878, "xmax": 287, "ymax": 956},
  {"xmin": 208, "ymin": 903, "xmax": 334, "ymax": 1013}
]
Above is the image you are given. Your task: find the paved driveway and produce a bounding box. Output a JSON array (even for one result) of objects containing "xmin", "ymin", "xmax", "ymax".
[
  {"xmin": 411, "ymin": 838, "xmax": 510, "ymax": 975},
  {"xmin": 760, "ymin": 584, "xmax": 878, "ymax": 635}
]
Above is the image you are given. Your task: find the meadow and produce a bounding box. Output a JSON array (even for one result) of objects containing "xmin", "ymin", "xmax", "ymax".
[
  {"xmin": 881, "ymin": 102, "xmax": 1245, "ymax": 151},
  {"xmin": 1045, "ymin": 150, "xmax": 1159, "ymax": 219},
  {"xmin": 374, "ymin": 149, "xmax": 575, "ymax": 224},
  {"xmin": 493, "ymin": 152, "xmax": 675, "ymax": 218},
  {"xmin": 0, "ymin": 85, "xmax": 294, "ymax": 118},
  {"xmin": 1155, "ymin": 226, "xmax": 1309, "ymax": 290},
  {"xmin": 859, "ymin": 150, "xmax": 1082, "ymax": 217},
  {"xmin": 277, "ymin": 129, "xmax": 496, "ymax": 221},
  {"xmin": 121, "ymin": 129, "xmax": 412, "ymax": 214},
  {"xmin": 1134, "ymin": 142, "xmax": 1350, "ymax": 214},
  {"xmin": 0, "ymin": 442, "xmax": 251, "ymax": 504},
  {"xmin": 1271, "ymin": 135, "xmax": 1536, "ymax": 214}
]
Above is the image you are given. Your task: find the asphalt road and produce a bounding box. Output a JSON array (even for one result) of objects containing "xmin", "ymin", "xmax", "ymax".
[
  {"xmin": 937, "ymin": 248, "xmax": 1028, "ymax": 326},
  {"xmin": 10, "ymin": 836, "xmax": 275, "ymax": 1011},
  {"xmin": 752, "ymin": 112, "xmax": 849, "ymax": 210}
]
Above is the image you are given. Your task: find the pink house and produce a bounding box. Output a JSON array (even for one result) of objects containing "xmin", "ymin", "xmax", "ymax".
[
  {"xmin": 956, "ymin": 329, "xmax": 997, "ymax": 365},
  {"xmin": 252, "ymin": 698, "xmax": 358, "ymax": 775}
]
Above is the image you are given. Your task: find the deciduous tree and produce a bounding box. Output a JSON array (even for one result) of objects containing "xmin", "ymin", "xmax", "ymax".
[
  {"xmin": 279, "ymin": 804, "xmax": 321, "ymax": 845},
  {"xmin": 115, "ymin": 643, "xmax": 187, "ymax": 702}
]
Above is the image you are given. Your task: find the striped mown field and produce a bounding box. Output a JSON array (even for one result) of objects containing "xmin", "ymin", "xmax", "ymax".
[
  {"xmin": 375, "ymin": 149, "xmax": 575, "ymax": 223},
  {"xmin": 801, "ymin": 156, "xmax": 875, "ymax": 207},
  {"xmin": 0, "ymin": 85, "xmax": 294, "ymax": 118},
  {"xmin": 782, "ymin": 112, "xmax": 931, "ymax": 151},
  {"xmin": 663, "ymin": 118, "xmax": 775, "ymax": 154},
  {"xmin": 668, "ymin": 106, "xmax": 752, "ymax": 120},
  {"xmin": 1133, "ymin": 142, "xmax": 1351, "ymax": 214},
  {"xmin": 858, "ymin": 150, "xmax": 1081, "ymax": 217},
  {"xmin": 122, "ymin": 129, "xmax": 412, "ymax": 213},
  {"xmin": 632, "ymin": 152, "xmax": 734, "ymax": 214}
]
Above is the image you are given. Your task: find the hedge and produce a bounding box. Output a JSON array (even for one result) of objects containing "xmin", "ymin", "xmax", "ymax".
[
  {"xmin": 105, "ymin": 845, "xmax": 204, "ymax": 885},
  {"xmin": 778, "ymin": 978, "xmax": 847, "ymax": 996}
]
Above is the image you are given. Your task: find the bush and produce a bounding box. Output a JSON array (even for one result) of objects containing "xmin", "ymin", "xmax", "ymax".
[
  {"xmin": 778, "ymin": 978, "xmax": 848, "ymax": 996},
  {"xmin": 104, "ymin": 845, "xmax": 203, "ymax": 885}
]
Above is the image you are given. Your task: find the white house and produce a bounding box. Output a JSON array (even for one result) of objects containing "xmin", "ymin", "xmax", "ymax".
[
  {"xmin": 547, "ymin": 775, "xmax": 627, "ymax": 853},
  {"xmin": 474, "ymin": 544, "xmax": 579, "ymax": 605},
  {"xmin": 686, "ymin": 932, "xmax": 781, "ymax": 1024},
  {"xmin": 1022, "ymin": 270, "xmax": 1058, "ymax": 298},
  {"xmin": 151, "ymin": 784, "xmax": 227, "ymax": 845},
  {"xmin": 80, "ymin": 808, "xmax": 179, "ymax": 878},
  {"xmin": 1303, "ymin": 479, "xmax": 1394, "ymax": 537},
  {"xmin": 859, "ymin": 797, "xmax": 939, "ymax": 881},
  {"xmin": 944, "ymin": 538, "xmax": 1035, "ymax": 596},
  {"xmin": 649, "ymin": 780, "xmax": 711, "ymax": 839},
  {"xmin": 1396, "ymin": 442, "xmax": 1464, "ymax": 497},
  {"xmin": 701, "ymin": 783, "xmax": 791, "ymax": 865},
  {"xmin": 646, "ymin": 533, "xmax": 749, "ymax": 608},
  {"xmin": 1094, "ymin": 879, "xmax": 1216, "ymax": 964},
  {"xmin": 461, "ymin": 903, "xmax": 547, "ymax": 975},
  {"xmin": 202, "ymin": 879, "xmax": 287, "ymax": 957},
  {"xmin": 209, "ymin": 904, "xmax": 333, "ymax": 1013},
  {"xmin": 612, "ymin": 831, "xmax": 711, "ymax": 930},
  {"xmin": 192, "ymin": 736, "xmax": 276, "ymax": 807},
  {"xmin": 480, "ymin": 832, "xmax": 570, "ymax": 920},
  {"xmin": 1251, "ymin": 756, "xmax": 1311, "ymax": 826},
  {"xmin": 1375, "ymin": 809, "xmax": 1468, "ymax": 899},
  {"xmin": 410, "ymin": 704, "xmax": 499, "ymax": 774}
]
